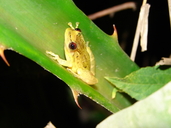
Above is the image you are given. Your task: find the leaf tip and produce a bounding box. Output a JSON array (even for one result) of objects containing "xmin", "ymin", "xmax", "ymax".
[
  {"xmin": 111, "ymin": 25, "xmax": 118, "ymax": 40},
  {"xmin": 71, "ymin": 89, "xmax": 82, "ymax": 109},
  {"xmin": 0, "ymin": 45, "xmax": 10, "ymax": 66}
]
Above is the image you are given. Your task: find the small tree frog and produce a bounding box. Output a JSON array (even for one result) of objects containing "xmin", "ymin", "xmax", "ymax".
[
  {"xmin": 46, "ymin": 22, "xmax": 98, "ymax": 108},
  {"xmin": 46, "ymin": 22, "xmax": 98, "ymax": 85}
]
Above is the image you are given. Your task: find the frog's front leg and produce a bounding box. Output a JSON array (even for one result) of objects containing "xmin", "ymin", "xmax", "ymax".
[{"xmin": 46, "ymin": 51, "xmax": 72, "ymax": 67}]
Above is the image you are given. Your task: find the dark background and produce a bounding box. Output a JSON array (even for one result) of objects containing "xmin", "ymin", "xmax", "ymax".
[
  {"xmin": 0, "ymin": 0, "xmax": 170, "ymax": 128},
  {"xmin": 74, "ymin": 0, "xmax": 171, "ymax": 67}
]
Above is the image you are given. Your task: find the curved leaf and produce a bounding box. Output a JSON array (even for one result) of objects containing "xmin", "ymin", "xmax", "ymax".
[
  {"xmin": 0, "ymin": 0, "xmax": 139, "ymax": 112},
  {"xmin": 97, "ymin": 82, "xmax": 171, "ymax": 128}
]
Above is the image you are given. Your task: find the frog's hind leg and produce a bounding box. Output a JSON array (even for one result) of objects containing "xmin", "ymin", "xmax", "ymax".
[{"xmin": 77, "ymin": 68, "xmax": 98, "ymax": 85}]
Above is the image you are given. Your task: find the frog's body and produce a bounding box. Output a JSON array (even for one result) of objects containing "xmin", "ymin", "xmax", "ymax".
[
  {"xmin": 46, "ymin": 22, "xmax": 98, "ymax": 108},
  {"xmin": 47, "ymin": 22, "xmax": 98, "ymax": 85}
]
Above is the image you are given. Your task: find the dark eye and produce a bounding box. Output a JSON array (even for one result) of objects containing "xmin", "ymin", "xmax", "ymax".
[
  {"xmin": 69, "ymin": 42, "xmax": 77, "ymax": 50},
  {"xmin": 75, "ymin": 28, "xmax": 81, "ymax": 32}
]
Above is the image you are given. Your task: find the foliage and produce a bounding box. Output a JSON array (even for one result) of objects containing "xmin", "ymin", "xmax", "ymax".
[{"xmin": 0, "ymin": 0, "xmax": 139, "ymax": 113}]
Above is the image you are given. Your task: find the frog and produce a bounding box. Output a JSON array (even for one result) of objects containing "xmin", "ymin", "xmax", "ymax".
[{"xmin": 46, "ymin": 22, "xmax": 98, "ymax": 108}]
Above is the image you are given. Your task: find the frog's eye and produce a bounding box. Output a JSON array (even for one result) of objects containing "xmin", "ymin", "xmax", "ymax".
[
  {"xmin": 75, "ymin": 28, "xmax": 81, "ymax": 32},
  {"xmin": 69, "ymin": 42, "xmax": 77, "ymax": 50}
]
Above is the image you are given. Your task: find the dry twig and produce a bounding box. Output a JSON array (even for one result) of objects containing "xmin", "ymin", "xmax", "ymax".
[
  {"xmin": 130, "ymin": 0, "xmax": 150, "ymax": 61},
  {"xmin": 88, "ymin": 2, "xmax": 136, "ymax": 20}
]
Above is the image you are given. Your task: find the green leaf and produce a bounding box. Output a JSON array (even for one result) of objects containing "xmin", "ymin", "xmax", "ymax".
[
  {"xmin": 0, "ymin": 0, "xmax": 139, "ymax": 112},
  {"xmin": 105, "ymin": 66, "xmax": 171, "ymax": 100},
  {"xmin": 96, "ymin": 82, "xmax": 171, "ymax": 128}
]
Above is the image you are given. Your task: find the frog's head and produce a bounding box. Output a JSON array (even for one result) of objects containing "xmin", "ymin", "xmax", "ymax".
[{"xmin": 64, "ymin": 22, "xmax": 86, "ymax": 54}]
